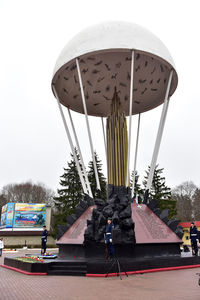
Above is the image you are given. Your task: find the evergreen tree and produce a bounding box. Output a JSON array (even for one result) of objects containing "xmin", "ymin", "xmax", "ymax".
[
  {"xmin": 53, "ymin": 150, "xmax": 84, "ymax": 227},
  {"xmin": 143, "ymin": 165, "xmax": 171, "ymax": 200},
  {"xmin": 88, "ymin": 152, "xmax": 107, "ymax": 200},
  {"xmin": 143, "ymin": 165, "xmax": 176, "ymax": 218},
  {"xmin": 130, "ymin": 170, "xmax": 144, "ymax": 202}
]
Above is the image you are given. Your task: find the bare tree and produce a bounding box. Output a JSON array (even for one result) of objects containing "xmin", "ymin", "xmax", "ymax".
[
  {"xmin": 193, "ymin": 188, "xmax": 200, "ymax": 220},
  {"xmin": 172, "ymin": 193, "xmax": 192, "ymax": 221},
  {"xmin": 173, "ymin": 181, "xmax": 196, "ymax": 199},
  {"xmin": 1, "ymin": 181, "xmax": 55, "ymax": 206},
  {"xmin": 172, "ymin": 181, "xmax": 197, "ymax": 222}
]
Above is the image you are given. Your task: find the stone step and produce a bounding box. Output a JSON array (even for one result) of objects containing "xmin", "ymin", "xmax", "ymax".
[
  {"xmin": 48, "ymin": 264, "xmax": 86, "ymax": 271},
  {"xmin": 49, "ymin": 261, "xmax": 86, "ymax": 267},
  {"xmin": 47, "ymin": 260, "xmax": 87, "ymax": 276},
  {"xmin": 47, "ymin": 269, "xmax": 86, "ymax": 276}
]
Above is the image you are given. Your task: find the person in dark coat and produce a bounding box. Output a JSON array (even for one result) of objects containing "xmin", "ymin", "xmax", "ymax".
[
  {"xmin": 105, "ymin": 218, "xmax": 114, "ymax": 260},
  {"xmin": 190, "ymin": 222, "xmax": 199, "ymax": 256},
  {"xmin": 41, "ymin": 225, "xmax": 48, "ymax": 255}
]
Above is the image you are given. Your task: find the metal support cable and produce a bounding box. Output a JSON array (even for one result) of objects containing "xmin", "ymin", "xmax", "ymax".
[
  {"xmin": 146, "ymin": 70, "xmax": 173, "ymax": 195},
  {"xmin": 126, "ymin": 50, "xmax": 135, "ymax": 187},
  {"xmin": 76, "ymin": 58, "xmax": 101, "ymax": 191},
  {"xmin": 67, "ymin": 108, "xmax": 93, "ymax": 198},
  {"xmin": 52, "ymin": 86, "xmax": 88, "ymax": 195}
]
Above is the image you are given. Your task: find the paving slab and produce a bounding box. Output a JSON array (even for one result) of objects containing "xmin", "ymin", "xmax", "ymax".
[{"xmin": 1, "ymin": 249, "xmax": 200, "ymax": 300}]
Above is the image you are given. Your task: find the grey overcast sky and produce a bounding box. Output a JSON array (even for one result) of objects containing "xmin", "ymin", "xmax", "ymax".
[{"xmin": 0, "ymin": 0, "xmax": 200, "ymax": 192}]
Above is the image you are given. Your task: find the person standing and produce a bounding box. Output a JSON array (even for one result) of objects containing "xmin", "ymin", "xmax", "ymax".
[
  {"xmin": 0, "ymin": 238, "xmax": 4, "ymax": 256},
  {"xmin": 105, "ymin": 218, "xmax": 114, "ymax": 260},
  {"xmin": 41, "ymin": 225, "xmax": 48, "ymax": 255},
  {"xmin": 190, "ymin": 222, "xmax": 199, "ymax": 256}
]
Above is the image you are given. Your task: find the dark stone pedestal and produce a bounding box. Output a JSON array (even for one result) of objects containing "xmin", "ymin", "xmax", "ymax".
[
  {"xmin": 52, "ymin": 190, "xmax": 187, "ymax": 276},
  {"xmin": 59, "ymin": 244, "xmax": 85, "ymax": 259},
  {"xmin": 84, "ymin": 241, "xmax": 135, "ymax": 260}
]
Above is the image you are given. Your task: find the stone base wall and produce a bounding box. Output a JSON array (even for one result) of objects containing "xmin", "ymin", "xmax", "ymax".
[{"xmin": 0, "ymin": 235, "xmax": 56, "ymax": 248}]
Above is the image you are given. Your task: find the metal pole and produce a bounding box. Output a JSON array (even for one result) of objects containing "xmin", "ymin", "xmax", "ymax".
[
  {"xmin": 76, "ymin": 58, "xmax": 101, "ymax": 191},
  {"xmin": 67, "ymin": 108, "xmax": 93, "ymax": 198},
  {"xmin": 52, "ymin": 86, "xmax": 88, "ymax": 195},
  {"xmin": 131, "ymin": 113, "xmax": 141, "ymax": 198},
  {"xmin": 146, "ymin": 70, "xmax": 173, "ymax": 195},
  {"xmin": 126, "ymin": 50, "xmax": 135, "ymax": 187},
  {"xmin": 101, "ymin": 117, "xmax": 107, "ymax": 162}
]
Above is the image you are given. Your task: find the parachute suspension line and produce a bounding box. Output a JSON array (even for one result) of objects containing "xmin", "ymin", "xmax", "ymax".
[
  {"xmin": 67, "ymin": 108, "xmax": 93, "ymax": 198},
  {"xmin": 146, "ymin": 70, "xmax": 173, "ymax": 202},
  {"xmin": 101, "ymin": 117, "xmax": 107, "ymax": 163},
  {"xmin": 76, "ymin": 58, "xmax": 101, "ymax": 191},
  {"xmin": 126, "ymin": 50, "xmax": 135, "ymax": 187},
  {"xmin": 131, "ymin": 113, "xmax": 141, "ymax": 198},
  {"xmin": 52, "ymin": 86, "xmax": 88, "ymax": 195}
]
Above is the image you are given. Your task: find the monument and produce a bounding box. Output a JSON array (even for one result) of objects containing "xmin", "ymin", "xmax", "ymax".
[
  {"xmin": 7, "ymin": 22, "xmax": 200, "ymax": 277},
  {"xmin": 51, "ymin": 21, "xmax": 187, "ymax": 275}
]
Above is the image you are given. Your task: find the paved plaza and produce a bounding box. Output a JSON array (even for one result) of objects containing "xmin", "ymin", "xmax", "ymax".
[{"xmin": 0, "ymin": 249, "xmax": 200, "ymax": 300}]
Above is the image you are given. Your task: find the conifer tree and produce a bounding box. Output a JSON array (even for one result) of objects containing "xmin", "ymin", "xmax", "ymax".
[
  {"xmin": 53, "ymin": 150, "xmax": 84, "ymax": 222},
  {"xmin": 143, "ymin": 165, "xmax": 176, "ymax": 218},
  {"xmin": 88, "ymin": 152, "xmax": 107, "ymax": 200},
  {"xmin": 143, "ymin": 165, "xmax": 171, "ymax": 200}
]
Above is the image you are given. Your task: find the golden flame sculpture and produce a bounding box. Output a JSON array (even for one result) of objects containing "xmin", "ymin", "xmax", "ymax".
[{"xmin": 107, "ymin": 89, "xmax": 128, "ymax": 186}]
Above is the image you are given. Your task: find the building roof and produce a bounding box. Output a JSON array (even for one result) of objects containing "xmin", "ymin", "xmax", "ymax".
[{"xmin": 179, "ymin": 222, "xmax": 200, "ymax": 228}]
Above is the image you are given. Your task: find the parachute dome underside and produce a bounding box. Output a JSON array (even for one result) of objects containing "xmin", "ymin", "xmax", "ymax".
[{"xmin": 52, "ymin": 22, "xmax": 178, "ymax": 117}]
